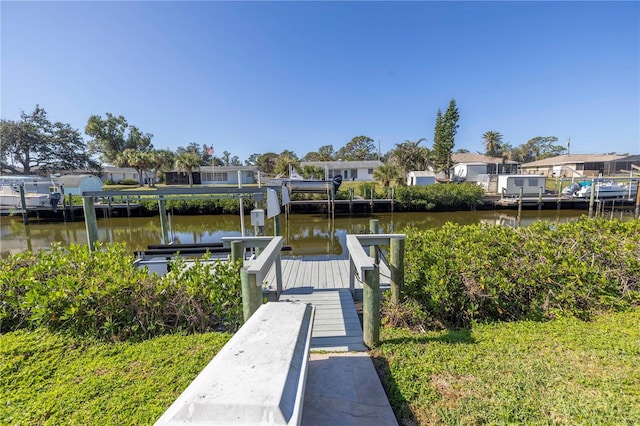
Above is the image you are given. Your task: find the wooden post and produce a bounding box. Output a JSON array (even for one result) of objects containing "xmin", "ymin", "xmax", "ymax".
[
  {"xmin": 610, "ymin": 200, "xmax": 615, "ymax": 220},
  {"xmin": 391, "ymin": 187, "xmax": 395, "ymax": 212},
  {"xmin": 369, "ymin": 219, "xmax": 379, "ymax": 259},
  {"xmin": 273, "ymin": 215, "xmax": 281, "ymax": 236},
  {"xmin": 61, "ymin": 186, "xmax": 68, "ymax": 222},
  {"xmin": 390, "ymin": 237, "xmax": 404, "ymax": 304},
  {"xmin": 588, "ymin": 179, "xmax": 595, "ymax": 218},
  {"xmin": 240, "ymin": 268, "xmax": 262, "ymax": 322},
  {"xmin": 126, "ymin": 196, "xmax": 131, "ymax": 217},
  {"xmin": 19, "ymin": 184, "xmax": 29, "ymax": 225},
  {"xmin": 557, "ymin": 178, "xmax": 562, "ymax": 212},
  {"xmin": 69, "ymin": 194, "xmax": 75, "ymax": 221},
  {"xmin": 82, "ymin": 196, "xmax": 99, "ymax": 251},
  {"xmin": 230, "ymin": 240, "xmax": 243, "ymax": 264},
  {"xmin": 516, "ymin": 187, "xmax": 523, "ymax": 228},
  {"xmin": 158, "ymin": 195, "xmax": 169, "ymax": 244},
  {"xmin": 538, "ymin": 186, "xmax": 543, "ymax": 211},
  {"xmin": 370, "ymin": 187, "xmax": 374, "ymax": 213},
  {"xmin": 363, "ymin": 266, "xmax": 380, "ymax": 348},
  {"xmin": 349, "ymin": 187, "xmax": 353, "ymax": 215}
]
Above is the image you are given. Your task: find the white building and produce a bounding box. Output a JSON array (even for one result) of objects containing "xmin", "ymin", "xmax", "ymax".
[
  {"xmin": 407, "ymin": 171, "xmax": 436, "ymax": 186},
  {"xmin": 299, "ymin": 160, "xmax": 383, "ymax": 181},
  {"xmin": 497, "ymin": 174, "xmax": 546, "ymax": 196}
]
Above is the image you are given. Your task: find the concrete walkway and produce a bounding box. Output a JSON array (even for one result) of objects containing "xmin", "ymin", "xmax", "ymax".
[
  {"xmin": 302, "ymin": 353, "xmax": 398, "ymax": 425},
  {"xmin": 279, "ymin": 288, "xmax": 398, "ymax": 425}
]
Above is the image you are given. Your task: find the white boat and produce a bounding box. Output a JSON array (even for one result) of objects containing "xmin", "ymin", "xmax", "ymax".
[
  {"xmin": 0, "ymin": 175, "xmax": 62, "ymax": 210},
  {"xmin": 564, "ymin": 179, "xmax": 638, "ymax": 199},
  {"xmin": 265, "ymin": 168, "xmax": 343, "ymax": 193}
]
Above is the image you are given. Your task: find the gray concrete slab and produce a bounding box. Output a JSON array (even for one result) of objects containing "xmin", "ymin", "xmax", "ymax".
[{"xmin": 302, "ymin": 353, "xmax": 398, "ymax": 426}]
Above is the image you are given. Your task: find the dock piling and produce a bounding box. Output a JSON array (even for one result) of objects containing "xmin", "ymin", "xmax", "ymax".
[
  {"xmin": 363, "ymin": 266, "xmax": 380, "ymax": 348},
  {"xmin": 390, "ymin": 237, "xmax": 404, "ymax": 304}
]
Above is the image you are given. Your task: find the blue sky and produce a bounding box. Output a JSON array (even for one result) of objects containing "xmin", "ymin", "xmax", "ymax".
[{"xmin": 2, "ymin": 1, "xmax": 639, "ymax": 162}]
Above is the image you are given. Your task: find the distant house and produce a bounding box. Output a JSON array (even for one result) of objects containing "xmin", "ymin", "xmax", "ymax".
[
  {"xmin": 56, "ymin": 174, "xmax": 103, "ymax": 195},
  {"xmin": 165, "ymin": 166, "xmax": 257, "ymax": 186},
  {"xmin": 407, "ymin": 171, "xmax": 436, "ymax": 186},
  {"xmin": 101, "ymin": 167, "xmax": 140, "ymax": 184},
  {"xmin": 519, "ymin": 154, "xmax": 626, "ymax": 177},
  {"xmin": 299, "ymin": 160, "xmax": 383, "ymax": 181},
  {"xmin": 451, "ymin": 153, "xmax": 519, "ymax": 180}
]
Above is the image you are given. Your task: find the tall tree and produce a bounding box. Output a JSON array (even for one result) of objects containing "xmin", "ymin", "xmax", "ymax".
[
  {"xmin": 85, "ymin": 113, "xmax": 152, "ymax": 163},
  {"xmin": 432, "ymin": 100, "xmax": 459, "ymax": 177},
  {"xmin": 388, "ymin": 138, "xmax": 430, "ymax": 179},
  {"xmin": 274, "ymin": 150, "xmax": 300, "ymax": 176},
  {"xmin": 336, "ymin": 136, "xmax": 377, "ymax": 161},
  {"xmin": 513, "ymin": 136, "xmax": 566, "ymax": 163},
  {"xmin": 303, "ymin": 145, "xmax": 335, "ymax": 161},
  {"xmin": 114, "ymin": 149, "xmax": 153, "ymax": 186},
  {"xmin": 1, "ymin": 105, "xmax": 98, "ymax": 174},
  {"xmin": 247, "ymin": 152, "xmax": 279, "ymax": 174},
  {"xmin": 482, "ymin": 131, "xmax": 504, "ymax": 158},
  {"xmin": 146, "ymin": 149, "xmax": 175, "ymax": 186},
  {"xmin": 174, "ymin": 152, "xmax": 203, "ymax": 187}
]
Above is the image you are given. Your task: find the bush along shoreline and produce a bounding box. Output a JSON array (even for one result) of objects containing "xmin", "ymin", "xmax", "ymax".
[
  {"xmin": 1, "ymin": 217, "xmax": 638, "ymax": 342},
  {"xmin": 78, "ymin": 182, "xmax": 485, "ymax": 216},
  {"xmin": 399, "ymin": 217, "xmax": 640, "ymax": 328},
  {"xmin": 0, "ymin": 242, "xmax": 242, "ymax": 341}
]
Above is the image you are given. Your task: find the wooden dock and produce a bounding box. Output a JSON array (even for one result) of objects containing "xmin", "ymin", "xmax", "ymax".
[{"xmin": 263, "ymin": 256, "xmax": 391, "ymax": 352}]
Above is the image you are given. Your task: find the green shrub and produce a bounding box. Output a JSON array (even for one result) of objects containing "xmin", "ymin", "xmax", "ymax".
[
  {"xmin": 395, "ymin": 182, "xmax": 484, "ymax": 211},
  {"xmin": 402, "ymin": 217, "xmax": 640, "ymax": 327},
  {"xmin": 118, "ymin": 178, "xmax": 139, "ymax": 185},
  {"xmin": 140, "ymin": 197, "xmax": 254, "ymax": 215},
  {"xmin": 104, "ymin": 179, "xmax": 115, "ymax": 185},
  {"xmin": 0, "ymin": 243, "xmax": 242, "ymax": 341}
]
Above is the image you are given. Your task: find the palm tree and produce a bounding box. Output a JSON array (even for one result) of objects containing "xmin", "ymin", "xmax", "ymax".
[
  {"xmin": 114, "ymin": 148, "xmax": 152, "ymax": 187},
  {"xmin": 389, "ymin": 138, "xmax": 430, "ymax": 179},
  {"xmin": 174, "ymin": 152, "xmax": 203, "ymax": 187},
  {"xmin": 482, "ymin": 131, "xmax": 504, "ymax": 158},
  {"xmin": 373, "ymin": 163, "xmax": 401, "ymax": 189}
]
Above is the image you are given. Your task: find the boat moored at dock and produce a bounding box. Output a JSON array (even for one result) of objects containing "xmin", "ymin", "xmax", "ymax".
[{"xmin": 0, "ymin": 175, "xmax": 62, "ymax": 210}]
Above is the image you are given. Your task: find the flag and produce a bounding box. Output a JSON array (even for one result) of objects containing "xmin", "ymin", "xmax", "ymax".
[{"xmin": 207, "ymin": 146, "xmax": 214, "ymax": 155}]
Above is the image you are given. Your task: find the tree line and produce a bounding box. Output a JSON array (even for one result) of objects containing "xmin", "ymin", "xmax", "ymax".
[{"xmin": 1, "ymin": 102, "xmax": 570, "ymax": 187}]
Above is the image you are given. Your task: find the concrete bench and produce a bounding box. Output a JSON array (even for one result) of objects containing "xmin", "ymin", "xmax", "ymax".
[{"xmin": 155, "ymin": 301, "xmax": 315, "ymax": 425}]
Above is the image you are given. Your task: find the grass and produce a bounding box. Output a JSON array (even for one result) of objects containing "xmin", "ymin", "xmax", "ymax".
[
  {"xmin": 373, "ymin": 307, "xmax": 640, "ymax": 425},
  {"xmin": 3, "ymin": 310, "xmax": 639, "ymax": 425},
  {"xmin": 0, "ymin": 329, "xmax": 231, "ymax": 425}
]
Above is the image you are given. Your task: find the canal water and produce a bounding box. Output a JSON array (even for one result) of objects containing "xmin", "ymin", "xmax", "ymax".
[{"xmin": 0, "ymin": 209, "xmax": 603, "ymax": 258}]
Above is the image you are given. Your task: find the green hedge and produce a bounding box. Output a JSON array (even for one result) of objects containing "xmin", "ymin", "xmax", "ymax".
[
  {"xmin": 140, "ymin": 197, "xmax": 254, "ymax": 215},
  {"xmin": 395, "ymin": 182, "xmax": 484, "ymax": 211},
  {"xmin": 0, "ymin": 243, "xmax": 242, "ymax": 341},
  {"xmin": 403, "ymin": 218, "xmax": 640, "ymax": 327}
]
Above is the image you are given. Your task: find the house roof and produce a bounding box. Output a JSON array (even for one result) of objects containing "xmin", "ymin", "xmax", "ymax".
[
  {"xmin": 300, "ymin": 160, "xmax": 384, "ymax": 169},
  {"xmin": 451, "ymin": 153, "xmax": 518, "ymax": 165},
  {"xmin": 521, "ymin": 154, "xmax": 625, "ymax": 168}
]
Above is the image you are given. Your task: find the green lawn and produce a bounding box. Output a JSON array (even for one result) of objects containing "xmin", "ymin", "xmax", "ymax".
[
  {"xmin": 2, "ymin": 309, "xmax": 638, "ymax": 425},
  {"xmin": 0, "ymin": 330, "xmax": 231, "ymax": 425},
  {"xmin": 373, "ymin": 308, "xmax": 640, "ymax": 425}
]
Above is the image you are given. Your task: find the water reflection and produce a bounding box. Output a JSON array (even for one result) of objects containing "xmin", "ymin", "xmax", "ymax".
[{"xmin": 0, "ymin": 209, "xmax": 606, "ymax": 258}]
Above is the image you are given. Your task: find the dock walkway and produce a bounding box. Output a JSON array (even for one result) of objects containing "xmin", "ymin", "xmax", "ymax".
[{"xmin": 271, "ymin": 256, "xmax": 398, "ymax": 424}]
